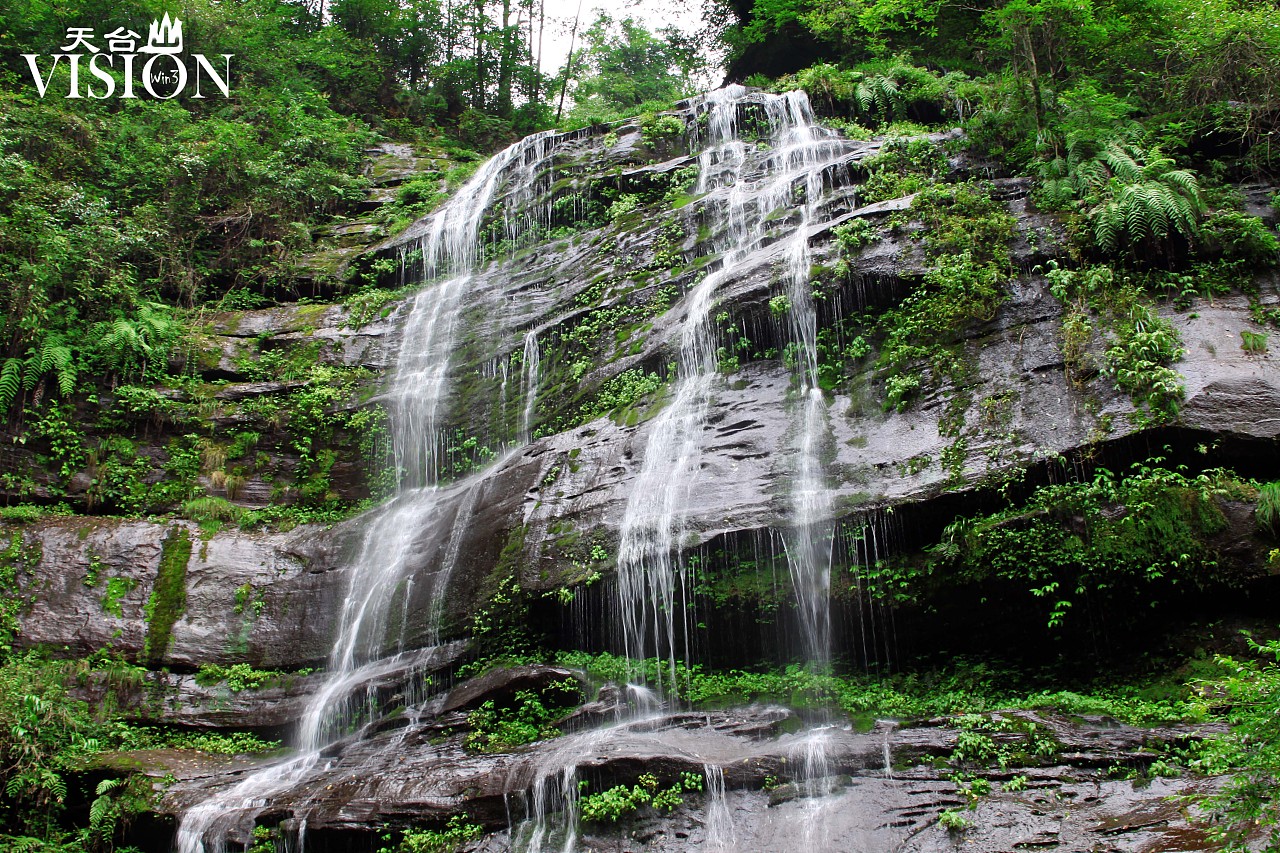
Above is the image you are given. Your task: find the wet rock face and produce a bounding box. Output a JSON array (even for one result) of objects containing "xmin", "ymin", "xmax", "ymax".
[
  {"xmin": 16, "ymin": 516, "xmax": 354, "ymax": 670},
  {"xmin": 155, "ymin": 682, "xmax": 1225, "ymax": 852},
  {"xmin": 551, "ymin": 775, "xmax": 1222, "ymax": 853},
  {"xmin": 13, "ymin": 113, "xmax": 1280, "ymax": 698}
]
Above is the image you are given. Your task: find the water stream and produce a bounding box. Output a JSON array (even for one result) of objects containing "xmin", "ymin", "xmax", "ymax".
[
  {"xmin": 175, "ymin": 130, "xmax": 561, "ymax": 853},
  {"xmin": 518, "ymin": 86, "xmax": 863, "ymax": 850},
  {"xmin": 614, "ymin": 86, "xmax": 851, "ymax": 690},
  {"xmin": 176, "ymin": 88, "xmax": 871, "ymax": 852}
]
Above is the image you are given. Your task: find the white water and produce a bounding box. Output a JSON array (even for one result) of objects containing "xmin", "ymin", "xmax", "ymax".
[
  {"xmin": 520, "ymin": 329, "xmax": 541, "ymax": 443},
  {"xmin": 508, "ymin": 87, "xmax": 860, "ymax": 851},
  {"xmin": 703, "ymin": 764, "xmax": 734, "ymax": 851},
  {"xmin": 178, "ymin": 89, "xmax": 871, "ymax": 851},
  {"xmin": 175, "ymin": 130, "xmax": 560, "ymax": 853},
  {"xmin": 614, "ymin": 87, "xmax": 851, "ymax": 694}
]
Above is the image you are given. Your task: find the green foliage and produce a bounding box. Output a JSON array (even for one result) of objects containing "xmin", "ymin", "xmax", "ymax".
[
  {"xmin": 638, "ymin": 114, "xmax": 687, "ymax": 157},
  {"xmin": 0, "ymin": 655, "xmax": 94, "ymax": 835},
  {"xmin": 934, "ymin": 459, "xmax": 1247, "ymax": 629},
  {"xmin": 194, "ymin": 663, "xmax": 294, "ymax": 693},
  {"xmin": 468, "ymin": 528, "xmax": 539, "ymax": 661},
  {"xmin": 938, "ymin": 808, "xmax": 972, "ymax": 833},
  {"xmin": 785, "ymin": 64, "xmax": 902, "ymax": 124},
  {"xmin": 378, "ymin": 815, "xmax": 484, "ymax": 853},
  {"xmin": 1257, "ymin": 483, "xmax": 1280, "ymax": 538},
  {"xmin": 1197, "ymin": 636, "xmax": 1280, "ymax": 851},
  {"xmin": 94, "ymin": 304, "xmax": 183, "ymax": 383},
  {"xmin": 0, "ymin": 532, "xmax": 38, "ymax": 654},
  {"xmin": 1046, "ymin": 263, "xmax": 1185, "ymax": 423},
  {"xmin": 1003, "ymin": 774, "xmax": 1029, "ymax": 792},
  {"xmin": 143, "ymin": 528, "xmax": 191, "ymax": 666},
  {"xmin": 100, "ymin": 578, "xmax": 134, "ymax": 620},
  {"xmin": 557, "ymin": 651, "xmax": 1203, "ymax": 726},
  {"xmin": 578, "ymin": 771, "xmax": 703, "ymax": 823},
  {"xmin": 565, "ymin": 14, "xmax": 701, "ymax": 122},
  {"xmin": 580, "ymin": 369, "xmax": 667, "ymax": 424},
  {"xmin": 1242, "ymin": 330, "xmax": 1270, "ymax": 354},
  {"xmin": 875, "ymin": 181, "xmax": 1015, "ymax": 412},
  {"xmin": 132, "ymin": 729, "xmax": 280, "ymax": 755},
  {"xmin": 1102, "ymin": 303, "xmax": 1185, "ymax": 425},
  {"xmin": 832, "ymin": 218, "xmax": 878, "ymax": 256},
  {"xmin": 464, "ymin": 679, "xmax": 582, "ymax": 752},
  {"xmin": 608, "ymin": 194, "xmax": 640, "ymax": 223},
  {"xmin": 1084, "ymin": 144, "xmax": 1205, "ymax": 256},
  {"xmin": 860, "ymin": 137, "xmax": 948, "ymax": 204},
  {"xmin": 88, "ymin": 776, "xmax": 154, "ymax": 851}
]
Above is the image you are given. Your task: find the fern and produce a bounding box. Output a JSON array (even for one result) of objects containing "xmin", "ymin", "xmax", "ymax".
[
  {"xmin": 96, "ymin": 303, "xmax": 180, "ymax": 378},
  {"xmin": 0, "ymin": 358, "xmax": 22, "ymax": 411},
  {"xmin": 9, "ymin": 336, "xmax": 78, "ymax": 408},
  {"xmin": 853, "ymin": 75, "xmax": 900, "ymax": 121},
  {"xmin": 1082, "ymin": 143, "xmax": 1204, "ymax": 254},
  {"xmin": 182, "ymin": 495, "xmax": 244, "ymax": 523}
]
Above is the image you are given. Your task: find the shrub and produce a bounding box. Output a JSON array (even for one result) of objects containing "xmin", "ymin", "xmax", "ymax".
[{"xmin": 1257, "ymin": 482, "xmax": 1280, "ymax": 537}]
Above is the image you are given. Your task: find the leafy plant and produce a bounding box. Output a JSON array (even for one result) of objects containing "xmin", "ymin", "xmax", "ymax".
[
  {"xmin": 1242, "ymin": 330, "xmax": 1270, "ymax": 354},
  {"xmin": 1197, "ymin": 636, "xmax": 1280, "ymax": 851},
  {"xmin": 464, "ymin": 679, "xmax": 582, "ymax": 752},
  {"xmin": 378, "ymin": 815, "xmax": 483, "ymax": 853},
  {"xmin": 195, "ymin": 663, "xmax": 292, "ymax": 692},
  {"xmin": 1056, "ymin": 142, "xmax": 1205, "ymax": 256},
  {"xmin": 938, "ymin": 808, "xmax": 972, "ymax": 833},
  {"xmin": 578, "ymin": 771, "xmax": 703, "ymax": 823}
]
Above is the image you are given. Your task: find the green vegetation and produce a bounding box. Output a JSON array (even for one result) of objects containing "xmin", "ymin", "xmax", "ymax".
[
  {"xmin": 0, "ymin": 649, "xmax": 281, "ymax": 849},
  {"xmin": 578, "ymin": 772, "xmax": 704, "ymax": 823},
  {"xmin": 194, "ymin": 663, "xmax": 307, "ymax": 693},
  {"xmin": 563, "ymin": 14, "xmax": 703, "ymax": 125},
  {"xmin": 1046, "ymin": 263, "xmax": 1186, "ymax": 424},
  {"xmin": 143, "ymin": 528, "xmax": 190, "ymax": 666},
  {"xmin": 463, "ymin": 679, "xmax": 582, "ymax": 752},
  {"xmin": 377, "ymin": 815, "xmax": 484, "ymax": 853},
  {"xmin": 874, "ymin": 181, "xmax": 1016, "ymax": 422},
  {"xmin": 1198, "ymin": 636, "xmax": 1280, "ymax": 851},
  {"xmin": 556, "ymin": 650, "xmax": 1206, "ymax": 726},
  {"xmin": 929, "ymin": 459, "xmax": 1250, "ymax": 628}
]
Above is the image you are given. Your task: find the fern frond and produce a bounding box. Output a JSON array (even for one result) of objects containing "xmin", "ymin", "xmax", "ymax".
[
  {"xmin": 95, "ymin": 777, "xmax": 125, "ymax": 797},
  {"xmin": 0, "ymin": 358, "xmax": 22, "ymax": 411},
  {"xmin": 1094, "ymin": 202, "xmax": 1123, "ymax": 253},
  {"xmin": 1101, "ymin": 142, "xmax": 1142, "ymax": 183}
]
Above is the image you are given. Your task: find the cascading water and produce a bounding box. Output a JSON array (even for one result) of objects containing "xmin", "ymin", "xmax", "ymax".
[
  {"xmin": 702, "ymin": 764, "xmax": 734, "ymax": 851},
  {"xmin": 505, "ymin": 86, "xmax": 867, "ymax": 852},
  {"xmin": 177, "ymin": 87, "xmax": 882, "ymax": 853},
  {"xmin": 520, "ymin": 329, "xmax": 541, "ymax": 444},
  {"xmin": 175, "ymin": 130, "xmax": 559, "ymax": 853},
  {"xmin": 614, "ymin": 86, "xmax": 851, "ymax": 691}
]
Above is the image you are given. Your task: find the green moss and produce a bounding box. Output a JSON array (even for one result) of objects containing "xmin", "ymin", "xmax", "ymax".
[
  {"xmin": 101, "ymin": 577, "xmax": 135, "ymax": 619},
  {"xmin": 144, "ymin": 528, "xmax": 191, "ymax": 665}
]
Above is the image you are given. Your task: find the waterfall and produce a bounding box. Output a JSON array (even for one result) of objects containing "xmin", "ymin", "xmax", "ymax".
[
  {"xmin": 773, "ymin": 92, "xmax": 839, "ymax": 670},
  {"xmin": 615, "ymin": 86, "xmax": 851, "ymax": 691},
  {"xmin": 703, "ymin": 764, "xmax": 734, "ymax": 851},
  {"xmin": 175, "ymin": 130, "xmax": 560, "ymax": 853},
  {"xmin": 176, "ymin": 87, "xmax": 876, "ymax": 852},
  {"xmin": 520, "ymin": 329, "xmax": 541, "ymax": 443}
]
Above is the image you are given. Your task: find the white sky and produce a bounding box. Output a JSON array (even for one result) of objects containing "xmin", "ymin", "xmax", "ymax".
[{"xmin": 535, "ymin": 0, "xmax": 714, "ymax": 81}]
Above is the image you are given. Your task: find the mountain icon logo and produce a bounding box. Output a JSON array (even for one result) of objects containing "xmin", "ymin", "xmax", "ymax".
[{"xmin": 139, "ymin": 13, "xmax": 182, "ymax": 54}]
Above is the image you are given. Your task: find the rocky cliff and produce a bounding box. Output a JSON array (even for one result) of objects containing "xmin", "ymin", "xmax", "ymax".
[{"xmin": 8, "ymin": 93, "xmax": 1280, "ymax": 851}]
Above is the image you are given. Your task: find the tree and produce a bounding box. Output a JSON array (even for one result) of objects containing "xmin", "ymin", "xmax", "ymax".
[{"xmin": 566, "ymin": 14, "xmax": 702, "ymax": 118}]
